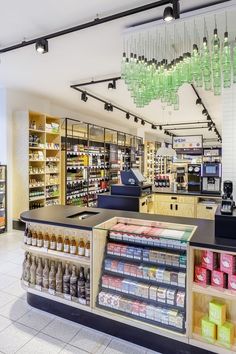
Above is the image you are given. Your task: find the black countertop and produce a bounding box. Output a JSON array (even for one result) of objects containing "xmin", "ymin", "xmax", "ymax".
[
  {"xmin": 153, "ymin": 189, "xmax": 221, "ymax": 198},
  {"xmin": 20, "ymin": 206, "xmax": 236, "ymax": 252}
]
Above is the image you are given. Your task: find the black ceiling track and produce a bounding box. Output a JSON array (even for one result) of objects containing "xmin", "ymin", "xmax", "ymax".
[{"xmin": 0, "ymin": 0, "xmax": 231, "ymax": 54}]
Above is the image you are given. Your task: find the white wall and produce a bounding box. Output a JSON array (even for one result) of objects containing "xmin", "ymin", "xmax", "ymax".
[
  {"xmin": 0, "ymin": 89, "xmax": 7, "ymax": 164},
  {"xmin": 222, "ymin": 86, "xmax": 236, "ymax": 199}
]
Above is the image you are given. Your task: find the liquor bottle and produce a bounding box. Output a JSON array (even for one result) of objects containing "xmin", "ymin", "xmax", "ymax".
[
  {"xmin": 36, "ymin": 257, "xmax": 43, "ymax": 287},
  {"xmin": 56, "ymin": 262, "xmax": 63, "ymax": 293},
  {"xmin": 22, "ymin": 252, "xmax": 28, "ymax": 280},
  {"xmin": 63, "ymin": 263, "xmax": 70, "ymax": 294},
  {"xmin": 37, "ymin": 231, "xmax": 43, "ymax": 247},
  {"xmin": 49, "ymin": 261, "xmax": 56, "ymax": 291},
  {"xmin": 42, "ymin": 259, "xmax": 49, "ymax": 289},
  {"xmin": 50, "ymin": 232, "xmax": 56, "ymax": 250},
  {"xmin": 44, "ymin": 232, "xmax": 50, "ymax": 249},
  {"xmin": 27, "ymin": 229, "xmax": 32, "ymax": 245},
  {"xmin": 85, "ymin": 241, "xmax": 90, "ymax": 258},
  {"xmin": 70, "ymin": 265, "xmax": 78, "ymax": 297},
  {"xmin": 64, "ymin": 237, "xmax": 70, "ymax": 253},
  {"xmin": 57, "ymin": 235, "xmax": 63, "ymax": 252},
  {"xmin": 29, "ymin": 255, "xmax": 37, "ymax": 285},
  {"xmin": 32, "ymin": 231, "xmax": 37, "ymax": 247},
  {"xmin": 70, "ymin": 238, "xmax": 76, "ymax": 255},
  {"xmin": 23, "ymin": 253, "xmax": 31, "ymax": 282},
  {"xmin": 24, "ymin": 226, "xmax": 28, "ymax": 244},
  {"xmin": 85, "ymin": 269, "xmax": 90, "ymax": 306},
  {"xmin": 78, "ymin": 238, "xmax": 85, "ymax": 256},
  {"xmin": 77, "ymin": 266, "xmax": 86, "ymax": 304}
]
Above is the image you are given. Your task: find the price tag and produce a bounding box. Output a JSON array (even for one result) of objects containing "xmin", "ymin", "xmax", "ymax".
[
  {"xmin": 35, "ymin": 285, "xmax": 42, "ymax": 291},
  {"xmin": 48, "ymin": 289, "xmax": 55, "ymax": 296},
  {"xmin": 64, "ymin": 294, "xmax": 72, "ymax": 301}
]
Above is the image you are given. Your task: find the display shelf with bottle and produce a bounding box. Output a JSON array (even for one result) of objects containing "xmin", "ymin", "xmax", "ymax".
[
  {"xmin": 188, "ymin": 246, "xmax": 236, "ymax": 353},
  {"xmin": 0, "ymin": 165, "xmax": 7, "ymax": 233},
  {"xmin": 93, "ymin": 217, "xmax": 196, "ymax": 338}
]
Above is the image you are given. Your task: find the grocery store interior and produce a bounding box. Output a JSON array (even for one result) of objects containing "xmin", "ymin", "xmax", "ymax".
[{"xmin": 1, "ymin": 0, "xmax": 236, "ymax": 353}]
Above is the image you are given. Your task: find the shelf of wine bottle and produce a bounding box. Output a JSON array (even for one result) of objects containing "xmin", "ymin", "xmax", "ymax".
[
  {"xmin": 22, "ymin": 281, "xmax": 92, "ymax": 312},
  {"xmin": 22, "ymin": 244, "xmax": 91, "ymax": 265}
]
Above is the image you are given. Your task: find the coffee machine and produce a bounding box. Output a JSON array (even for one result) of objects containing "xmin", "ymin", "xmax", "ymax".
[
  {"xmin": 221, "ymin": 180, "xmax": 235, "ymax": 215},
  {"xmin": 176, "ymin": 166, "xmax": 187, "ymax": 191},
  {"xmin": 201, "ymin": 163, "xmax": 221, "ymax": 194},
  {"xmin": 187, "ymin": 164, "xmax": 201, "ymax": 192}
]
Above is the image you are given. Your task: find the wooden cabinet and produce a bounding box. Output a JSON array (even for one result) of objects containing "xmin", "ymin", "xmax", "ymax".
[
  {"xmin": 155, "ymin": 201, "xmax": 173, "ymax": 216},
  {"xmin": 155, "ymin": 194, "xmax": 196, "ymax": 218},
  {"xmin": 139, "ymin": 197, "xmax": 148, "ymax": 213},
  {"xmin": 196, "ymin": 203, "xmax": 218, "ymax": 220},
  {"xmin": 175, "ymin": 203, "xmax": 195, "ymax": 218}
]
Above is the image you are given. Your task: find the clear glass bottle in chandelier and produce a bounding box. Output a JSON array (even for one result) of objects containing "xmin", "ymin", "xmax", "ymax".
[
  {"xmin": 211, "ymin": 28, "xmax": 221, "ymax": 95},
  {"xmin": 201, "ymin": 37, "xmax": 212, "ymax": 91},
  {"xmin": 222, "ymin": 31, "xmax": 232, "ymax": 88},
  {"xmin": 191, "ymin": 44, "xmax": 203, "ymax": 87}
]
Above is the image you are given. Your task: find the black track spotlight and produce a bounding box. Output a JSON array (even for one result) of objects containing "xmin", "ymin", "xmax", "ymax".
[
  {"xmin": 151, "ymin": 124, "xmax": 157, "ymax": 130},
  {"xmin": 126, "ymin": 112, "xmax": 130, "ymax": 120},
  {"xmin": 108, "ymin": 104, "xmax": 113, "ymax": 112},
  {"xmin": 159, "ymin": 125, "xmax": 163, "ymax": 131},
  {"xmin": 134, "ymin": 116, "xmax": 138, "ymax": 123},
  {"xmin": 196, "ymin": 98, "xmax": 202, "ymax": 106},
  {"xmin": 141, "ymin": 119, "xmax": 145, "ymax": 126},
  {"xmin": 108, "ymin": 80, "xmax": 116, "ymax": 90},
  {"xmin": 81, "ymin": 91, "xmax": 88, "ymax": 102},
  {"xmin": 104, "ymin": 102, "xmax": 109, "ymax": 111},
  {"xmin": 163, "ymin": 0, "xmax": 179, "ymax": 22},
  {"xmin": 206, "ymin": 114, "xmax": 211, "ymax": 121},
  {"xmin": 208, "ymin": 126, "xmax": 212, "ymax": 131},
  {"xmin": 35, "ymin": 38, "xmax": 48, "ymax": 54},
  {"xmin": 202, "ymin": 109, "xmax": 207, "ymax": 116}
]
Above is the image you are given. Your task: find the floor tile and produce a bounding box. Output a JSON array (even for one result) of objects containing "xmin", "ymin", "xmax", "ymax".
[
  {"xmin": 17, "ymin": 308, "xmax": 55, "ymax": 331},
  {"xmin": 61, "ymin": 344, "xmax": 89, "ymax": 354},
  {"xmin": 0, "ymin": 315, "xmax": 13, "ymax": 332},
  {"xmin": 42, "ymin": 317, "xmax": 81, "ymax": 343},
  {"xmin": 5, "ymin": 263, "xmax": 23, "ymax": 278},
  {"xmin": 0, "ymin": 322, "xmax": 37, "ymax": 353},
  {"xmin": 18, "ymin": 332, "xmax": 65, "ymax": 354},
  {"xmin": 0, "ymin": 297, "xmax": 31, "ymax": 321},
  {"xmin": 103, "ymin": 338, "xmax": 146, "ymax": 354},
  {"xmin": 2, "ymin": 279, "xmax": 26, "ymax": 299},
  {"xmin": 69, "ymin": 327, "xmax": 111, "ymax": 353},
  {"xmin": 0, "ymin": 274, "xmax": 17, "ymax": 290},
  {"xmin": 0, "ymin": 291, "xmax": 17, "ymax": 308}
]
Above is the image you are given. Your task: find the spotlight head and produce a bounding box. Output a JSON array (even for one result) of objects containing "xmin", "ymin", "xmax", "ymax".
[
  {"xmin": 208, "ymin": 126, "xmax": 212, "ymax": 131},
  {"xmin": 108, "ymin": 79, "xmax": 116, "ymax": 90},
  {"xmin": 196, "ymin": 98, "xmax": 202, "ymax": 106},
  {"xmin": 206, "ymin": 114, "xmax": 211, "ymax": 121},
  {"xmin": 81, "ymin": 91, "xmax": 88, "ymax": 102},
  {"xmin": 159, "ymin": 125, "xmax": 163, "ymax": 131},
  {"xmin": 126, "ymin": 112, "xmax": 130, "ymax": 120},
  {"xmin": 104, "ymin": 102, "xmax": 109, "ymax": 111},
  {"xmin": 163, "ymin": 6, "xmax": 174, "ymax": 22},
  {"xmin": 134, "ymin": 116, "xmax": 138, "ymax": 123},
  {"xmin": 151, "ymin": 124, "xmax": 157, "ymax": 130},
  {"xmin": 35, "ymin": 38, "xmax": 48, "ymax": 54},
  {"xmin": 141, "ymin": 119, "xmax": 145, "ymax": 126},
  {"xmin": 202, "ymin": 109, "xmax": 207, "ymax": 116},
  {"xmin": 108, "ymin": 104, "xmax": 113, "ymax": 112}
]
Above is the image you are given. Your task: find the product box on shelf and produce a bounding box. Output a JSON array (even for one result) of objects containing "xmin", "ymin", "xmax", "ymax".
[
  {"xmin": 194, "ymin": 266, "xmax": 211, "ymax": 286},
  {"xmin": 201, "ymin": 316, "xmax": 217, "ymax": 343},
  {"xmin": 201, "ymin": 250, "xmax": 218, "ymax": 271},
  {"xmin": 211, "ymin": 270, "xmax": 227, "ymax": 289},
  {"xmin": 209, "ymin": 300, "xmax": 226, "ymax": 326},
  {"xmin": 220, "ymin": 253, "xmax": 236, "ymax": 275},
  {"xmin": 217, "ymin": 322, "xmax": 234, "ymax": 347},
  {"xmin": 228, "ymin": 274, "xmax": 236, "ymax": 291}
]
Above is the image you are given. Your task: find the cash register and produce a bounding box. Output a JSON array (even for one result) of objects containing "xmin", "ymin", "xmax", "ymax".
[
  {"xmin": 97, "ymin": 169, "xmax": 153, "ymax": 212},
  {"xmin": 221, "ymin": 180, "xmax": 235, "ymax": 215}
]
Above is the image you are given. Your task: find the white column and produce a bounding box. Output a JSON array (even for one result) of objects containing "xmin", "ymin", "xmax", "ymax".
[
  {"xmin": 222, "ymin": 85, "xmax": 236, "ymax": 200},
  {"xmin": 0, "ymin": 88, "xmax": 7, "ymax": 164}
]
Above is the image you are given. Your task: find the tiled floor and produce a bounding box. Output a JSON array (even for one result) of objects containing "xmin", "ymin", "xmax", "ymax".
[{"xmin": 0, "ymin": 231, "xmax": 161, "ymax": 354}]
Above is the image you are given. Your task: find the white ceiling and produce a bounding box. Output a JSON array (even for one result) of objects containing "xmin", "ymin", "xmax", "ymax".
[{"xmin": 0, "ymin": 0, "xmax": 228, "ymax": 143}]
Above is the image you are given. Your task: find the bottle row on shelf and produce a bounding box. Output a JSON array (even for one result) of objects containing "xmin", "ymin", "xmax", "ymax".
[
  {"xmin": 22, "ymin": 253, "xmax": 90, "ymax": 305},
  {"xmin": 101, "ymin": 274, "xmax": 186, "ymax": 309},
  {"xmin": 104, "ymin": 258, "xmax": 186, "ymax": 289},
  {"xmin": 107, "ymin": 242, "xmax": 187, "ymax": 269},
  {"xmin": 24, "ymin": 227, "xmax": 90, "ymax": 257},
  {"xmin": 98, "ymin": 290, "xmax": 185, "ymax": 332},
  {"xmin": 154, "ymin": 176, "xmax": 171, "ymax": 188}
]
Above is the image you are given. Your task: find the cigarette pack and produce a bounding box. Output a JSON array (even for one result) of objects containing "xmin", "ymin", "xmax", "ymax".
[
  {"xmin": 220, "ymin": 253, "xmax": 236, "ymax": 275},
  {"xmin": 211, "ymin": 270, "xmax": 227, "ymax": 289},
  {"xmin": 194, "ymin": 266, "xmax": 211, "ymax": 285},
  {"xmin": 202, "ymin": 250, "xmax": 218, "ymax": 271},
  {"xmin": 228, "ymin": 274, "xmax": 236, "ymax": 291}
]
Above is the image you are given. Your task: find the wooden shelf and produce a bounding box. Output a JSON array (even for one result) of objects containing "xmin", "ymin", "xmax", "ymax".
[
  {"xmin": 29, "ymin": 129, "xmax": 45, "ymax": 133},
  {"xmin": 29, "ymin": 185, "xmax": 45, "ymax": 189},
  {"xmin": 192, "ymin": 283, "xmax": 236, "ymax": 300},
  {"xmin": 29, "ymin": 146, "xmax": 45, "ymax": 150},
  {"xmin": 191, "ymin": 330, "xmax": 236, "ymax": 354},
  {"xmin": 46, "ymin": 131, "xmax": 60, "ymax": 135},
  {"xmin": 29, "ymin": 159, "xmax": 46, "ymax": 162},
  {"xmin": 22, "ymin": 244, "xmax": 90, "ymax": 265},
  {"xmin": 22, "ymin": 282, "xmax": 91, "ymax": 312},
  {"xmin": 29, "ymin": 173, "xmax": 45, "ymax": 175},
  {"xmin": 29, "ymin": 196, "xmax": 45, "ymax": 202}
]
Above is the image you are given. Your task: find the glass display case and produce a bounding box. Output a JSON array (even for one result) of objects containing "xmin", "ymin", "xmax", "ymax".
[
  {"xmin": 93, "ymin": 217, "xmax": 196, "ymax": 336},
  {"xmin": 0, "ymin": 165, "xmax": 7, "ymax": 233}
]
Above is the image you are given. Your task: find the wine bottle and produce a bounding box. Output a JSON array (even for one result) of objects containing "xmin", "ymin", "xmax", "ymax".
[
  {"xmin": 42, "ymin": 259, "xmax": 49, "ymax": 289},
  {"xmin": 63, "ymin": 263, "xmax": 70, "ymax": 294},
  {"xmin": 85, "ymin": 241, "xmax": 90, "ymax": 258},
  {"xmin": 37, "ymin": 231, "xmax": 43, "ymax": 247},
  {"xmin": 77, "ymin": 266, "xmax": 86, "ymax": 304},
  {"xmin": 70, "ymin": 265, "xmax": 78, "ymax": 297},
  {"xmin": 23, "ymin": 253, "xmax": 31, "ymax": 282},
  {"xmin": 78, "ymin": 238, "xmax": 85, "ymax": 256},
  {"xmin": 30, "ymin": 255, "xmax": 36, "ymax": 285},
  {"xmin": 50, "ymin": 232, "xmax": 56, "ymax": 250},
  {"xmin": 85, "ymin": 269, "xmax": 90, "ymax": 306},
  {"xmin": 49, "ymin": 261, "xmax": 56, "ymax": 291},
  {"xmin": 56, "ymin": 262, "xmax": 63, "ymax": 293},
  {"xmin": 64, "ymin": 237, "xmax": 70, "ymax": 253},
  {"xmin": 44, "ymin": 232, "xmax": 50, "ymax": 249},
  {"xmin": 36, "ymin": 257, "xmax": 43, "ymax": 287},
  {"xmin": 27, "ymin": 229, "xmax": 32, "ymax": 245},
  {"xmin": 24, "ymin": 226, "xmax": 28, "ymax": 244},
  {"xmin": 57, "ymin": 235, "xmax": 63, "ymax": 252},
  {"xmin": 32, "ymin": 231, "xmax": 37, "ymax": 247},
  {"xmin": 70, "ymin": 238, "xmax": 76, "ymax": 255}
]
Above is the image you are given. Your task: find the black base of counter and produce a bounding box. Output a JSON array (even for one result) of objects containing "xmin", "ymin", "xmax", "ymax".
[{"xmin": 27, "ymin": 293, "xmax": 213, "ymax": 354}]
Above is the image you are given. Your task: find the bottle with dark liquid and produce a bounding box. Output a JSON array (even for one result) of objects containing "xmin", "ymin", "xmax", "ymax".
[
  {"xmin": 36, "ymin": 257, "xmax": 43, "ymax": 287},
  {"xmin": 44, "ymin": 232, "xmax": 50, "ymax": 249},
  {"xmin": 42, "ymin": 259, "xmax": 49, "ymax": 289},
  {"xmin": 85, "ymin": 269, "xmax": 90, "ymax": 306},
  {"xmin": 56, "ymin": 262, "xmax": 63, "ymax": 293},
  {"xmin": 32, "ymin": 231, "xmax": 37, "ymax": 247},
  {"xmin": 70, "ymin": 265, "xmax": 78, "ymax": 297},
  {"xmin": 24, "ymin": 226, "xmax": 28, "ymax": 244},
  {"xmin": 64, "ymin": 237, "xmax": 70, "ymax": 253},
  {"xmin": 37, "ymin": 231, "xmax": 43, "ymax": 247},
  {"xmin": 50, "ymin": 232, "xmax": 56, "ymax": 250},
  {"xmin": 77, "ymin": 266, "xmax": 86, "ymax": 304},
  {"xmin": 63, "ymin": 263, "xmax": 70, "ymax": 294},
  {"xmin": 27, "ymin": 229, "xmax": 32, "ymax": 245},
  {"xmin": 57, "ymin": 235, "xmax": 63, "ymax": 252},
  {"xmin": 70, "ymin": 238, "xmax": 76, "ymax": 255}
]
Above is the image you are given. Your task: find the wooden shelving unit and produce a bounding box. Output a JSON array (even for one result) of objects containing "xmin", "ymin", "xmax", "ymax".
[
  {"xmin": 13, "ymin": 111, "xmax": 61, "ymax": 218},
  {"xmin": 189, "ymin": 246, "xmax": 236, "ymax": 354},
  {"xmin": 0, "ymin": 165, "xmax": 7, "ymax": 233},
  {"xmin": 144, "ymin": 141, "xmax": 171, "ymax": 183}
]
